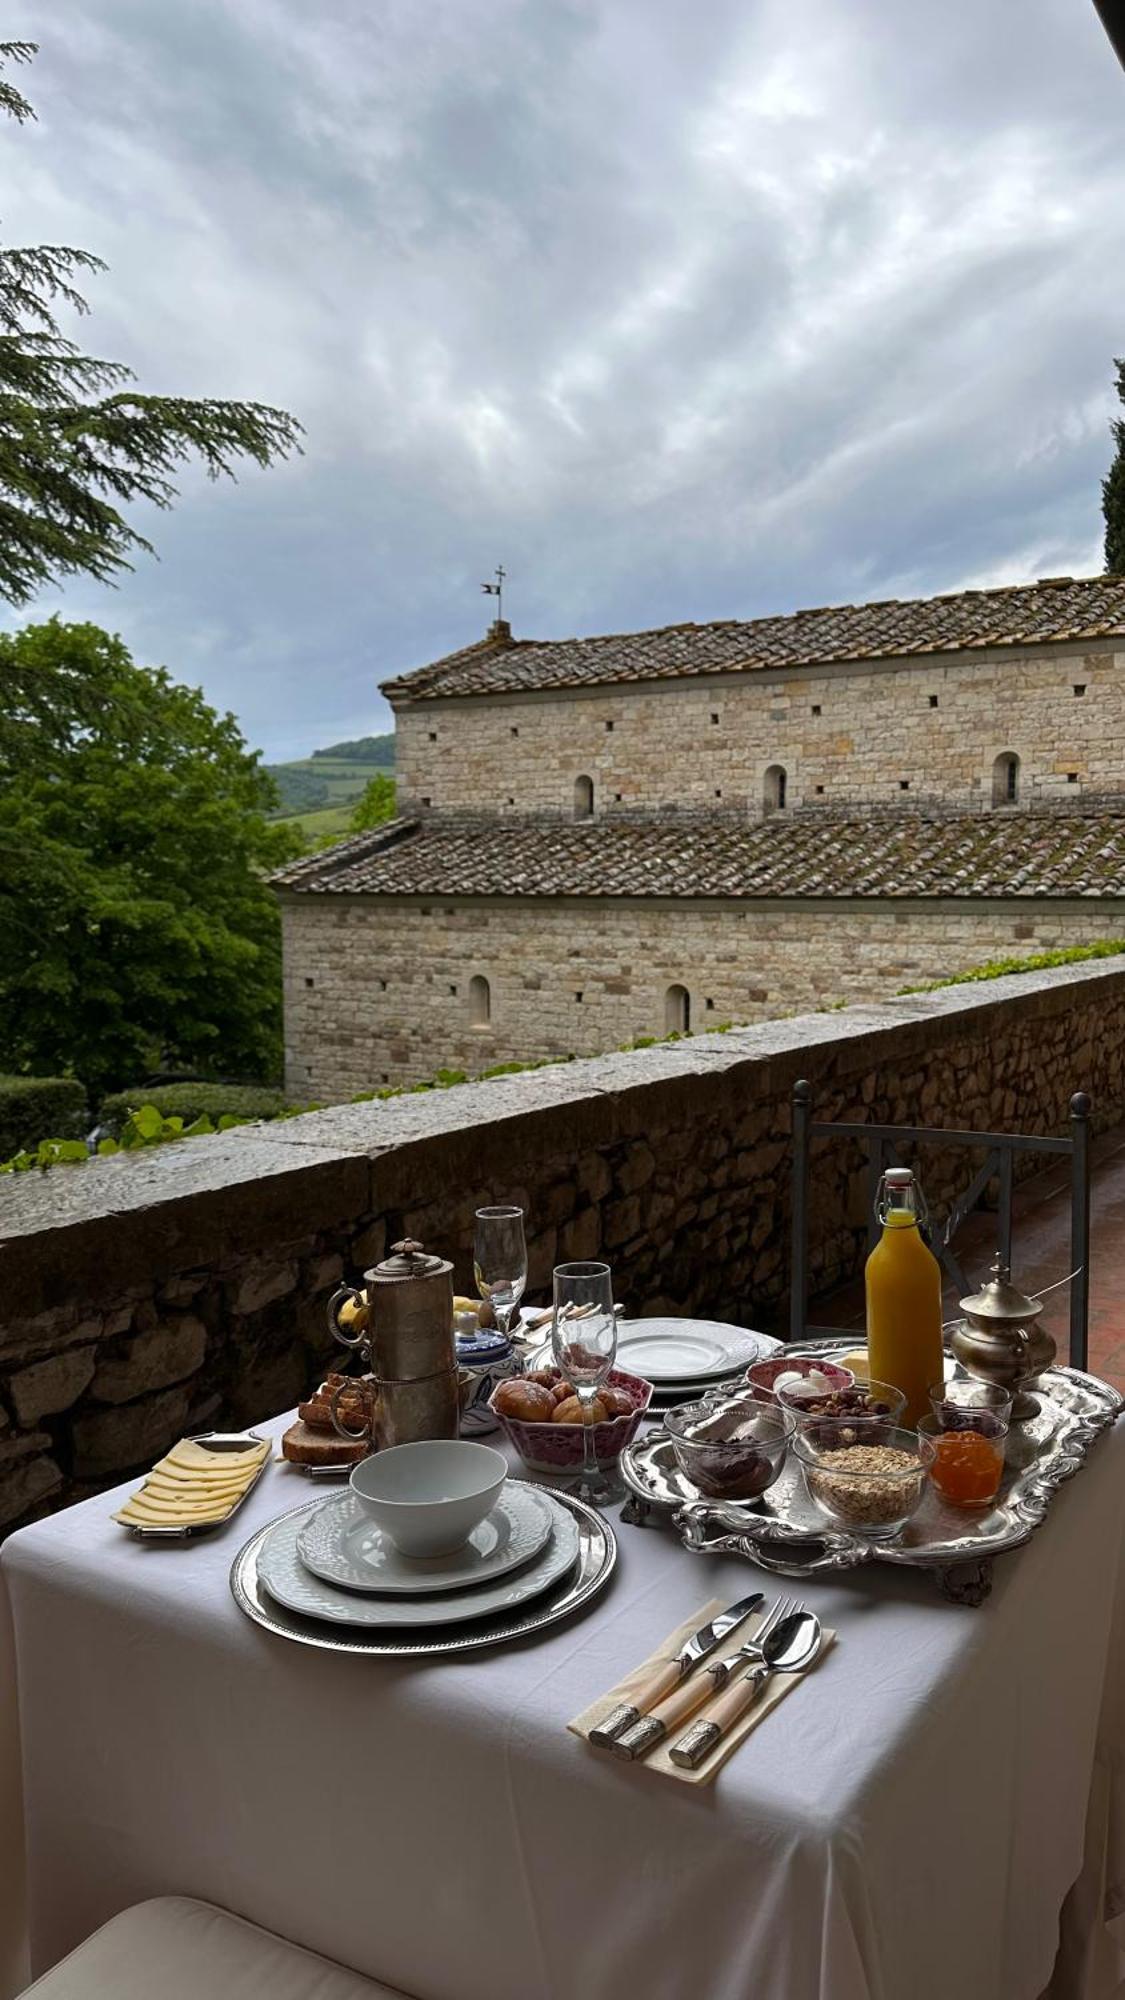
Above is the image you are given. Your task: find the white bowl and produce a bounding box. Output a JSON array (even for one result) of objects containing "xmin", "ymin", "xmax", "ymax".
[{"xmin": 349, "ymin": 1440, "xmax": 507, "ymax": 1558}]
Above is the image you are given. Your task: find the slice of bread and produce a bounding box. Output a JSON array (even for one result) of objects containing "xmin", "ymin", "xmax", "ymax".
[{"xmin": 281, "ymin": 1420, "xmax": 369, "ymax": 1468}]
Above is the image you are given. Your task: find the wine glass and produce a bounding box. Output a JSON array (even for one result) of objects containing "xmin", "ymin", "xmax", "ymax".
[
  {"xmin": 552, "ymin": 1260, "xmax": 617, "ymax": 1506},
  {"xmin": 473, "ymin": 1206, "xmax": 527, "ymax": 1339}
]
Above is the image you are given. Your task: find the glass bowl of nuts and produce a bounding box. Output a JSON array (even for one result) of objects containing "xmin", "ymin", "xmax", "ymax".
[
  {"xmin": 776, "ymin": 1376, "xmax": 908, "ymax": 1445},
  {"xmin": 664, "ymin": 1394, "xmax": 796, "ymax": 1502},
  {"xmin": 792, "ymin": 1425, "xmax": 926, "ymax": 1540}
]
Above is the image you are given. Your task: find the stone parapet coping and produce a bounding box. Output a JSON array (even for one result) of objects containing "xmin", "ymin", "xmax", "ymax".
[{"xmin": 3, "ymin": 954, "xmax": 1123, "ymax": 1322}]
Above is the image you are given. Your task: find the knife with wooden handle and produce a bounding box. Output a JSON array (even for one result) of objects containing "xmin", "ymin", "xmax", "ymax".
[
  {"xmin": 588, "ymin": 1591, "xmax": 764, "ymax": 1748},
  {"xmin": 669, "ymin": 1664, "xmax": 770, "ymax": 1768},
  {"xmin": 669, "ymin": 1608, "xmax": 820, "ymax": 1770},
  {"xmin": 607, "ymin": 1629, "xmax": 773, "ymax": 1761}
]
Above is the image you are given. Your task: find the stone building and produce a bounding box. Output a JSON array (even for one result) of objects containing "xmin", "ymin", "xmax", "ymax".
[{"xmin": 275, "ymin": 574, "xmax": 1125, "ymax": 1099}]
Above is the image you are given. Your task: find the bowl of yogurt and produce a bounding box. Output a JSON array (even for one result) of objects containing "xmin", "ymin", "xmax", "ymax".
[{"xmin": 743, "ymin": 1353, "xmax": 855, "ymax": 1406}]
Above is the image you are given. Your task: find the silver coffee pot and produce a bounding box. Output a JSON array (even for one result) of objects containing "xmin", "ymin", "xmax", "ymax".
[{"xmin": 326, "ymin": 1239, "xmax": 460, "ymax": 1450}]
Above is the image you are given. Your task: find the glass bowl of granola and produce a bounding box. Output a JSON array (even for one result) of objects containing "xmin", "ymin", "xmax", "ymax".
[{"xmin": 792, "ymin": 1426, "xmax": 926, "ymax": 1540}]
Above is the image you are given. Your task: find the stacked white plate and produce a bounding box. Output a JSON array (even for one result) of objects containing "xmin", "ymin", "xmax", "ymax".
[
  {"xmin": 527, "ymin": 1317, "xmax": 782, "ymax": 1414},
  {"xmin": 238, "ymin": 1476, "xmax": 615, "ymax": 1656}
]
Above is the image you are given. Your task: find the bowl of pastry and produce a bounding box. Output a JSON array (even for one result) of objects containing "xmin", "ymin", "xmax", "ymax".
[{"xmin": 489, "ymin": 1365, "xmax": 652, "ymax": 1473}]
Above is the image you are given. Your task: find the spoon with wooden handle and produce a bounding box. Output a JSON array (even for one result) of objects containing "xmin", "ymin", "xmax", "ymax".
[
  {"xmin": 668, "ymin": 1609, "xmax": 821, "ymax": 1770},
  {"xmin": 607, "ymin": 1597, "xmax": 794, "ymax": 1760}
]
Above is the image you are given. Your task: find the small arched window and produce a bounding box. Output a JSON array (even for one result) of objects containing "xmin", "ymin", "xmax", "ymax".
[
  {"xmin": 992, "ymin": 752, "xmax": 1019, "ymax": 806},
  {"xmin": 469, "ymin": 974, "xmax": 491, "ymax": 1027},
  {"xmin": 574, "ymin": 774, "xmax": 594, "ymax": 818},
  {"xmin": 664, "ymin": 983, "xmax": 690, "ymax": 1035},
  {"xmin": 764, "ymin": 764, "xmax": 787, "ymax": 812}
]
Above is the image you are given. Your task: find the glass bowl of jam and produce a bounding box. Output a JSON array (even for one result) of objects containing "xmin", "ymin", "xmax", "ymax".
[{"xmin": 917, "ymin": 1412, "xmax": 1008, "ymax": 1510}]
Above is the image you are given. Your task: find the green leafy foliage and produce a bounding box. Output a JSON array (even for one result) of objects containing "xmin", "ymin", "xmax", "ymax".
[
  {"xmin": 1, "ymin": 1101, "xmax": 245, "ymax": 1172},
  {"xmin": 0, "ymin": 43, "xmax": 301, "ymax": 606},
  {"xmin": 311, "ymin": 735, "xmax": 395, "ymax": 765},
  {"xmin": 900, "ymin": 938, "xmax": 1125, "ymax": 995},
  {"xmin": 350, "ymin": 772, "xmax": 397, "ymax": 832},
  {"xmin": 0, "ymin": 1071, "xmax": 86, "ymax": 1155},
  {"xmin": 1105, "ymin": 358, "xmax": 1125, "ymax": 575},
  {"xmin": 98, "ymin": 1081, "xmax": 289, "ymax": 1131},
  {"xmin": 2, "ymin": 1016, "xmax": 760, "ymax": 1174},
  {"xmin": 0, "ymin": 618, "xmax": 302, "ymax": 1095}
]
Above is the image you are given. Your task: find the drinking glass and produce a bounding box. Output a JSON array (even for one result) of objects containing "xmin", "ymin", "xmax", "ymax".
[
  {"xmin": 551, "ymin": 1260, "xmax": 617, "ymax": 1505},
  {"xmin": 473, "ymin": 1206, "xmax": 527, "ymax": 1338}
]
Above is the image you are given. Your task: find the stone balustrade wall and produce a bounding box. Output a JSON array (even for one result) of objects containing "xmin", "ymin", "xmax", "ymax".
[{"xmin": 2, "ymin": 955, "xmax": 1123, "ymax": 1535}]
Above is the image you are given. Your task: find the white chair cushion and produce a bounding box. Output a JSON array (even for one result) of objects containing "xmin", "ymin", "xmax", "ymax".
[{"xmin": 21, "ymin": 1896, "xmax": 418, "ymax": 2000}]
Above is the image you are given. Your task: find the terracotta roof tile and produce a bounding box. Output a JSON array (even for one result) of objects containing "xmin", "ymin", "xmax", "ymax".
[
  {"xmin": 272, "ymin": 806, "xmax": 1125, "ymax": 902},
  {"xmin": 381, "ymin": 575, "xmax": 1125, "ymax": 703}
]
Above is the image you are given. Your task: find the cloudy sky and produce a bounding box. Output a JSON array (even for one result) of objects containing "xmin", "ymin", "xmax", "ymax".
[{"xmin": 4, "ymin": 0, "xmax": 1124, "ymax": 758}]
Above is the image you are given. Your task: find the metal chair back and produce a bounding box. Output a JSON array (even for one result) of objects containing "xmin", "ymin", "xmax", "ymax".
[{"xmin": 789, "ymin": 1080, "xmax": 1091, "ymax": 1369}]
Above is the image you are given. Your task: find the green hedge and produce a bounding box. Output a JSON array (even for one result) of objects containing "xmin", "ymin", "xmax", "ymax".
[
  {"xmin": 98, "ymin": 1083, "xmax": 289, "ymax": 1131},
  {"xmin": 0, "ymin": 1075, "xmax": 88, "ymax": 1158}
]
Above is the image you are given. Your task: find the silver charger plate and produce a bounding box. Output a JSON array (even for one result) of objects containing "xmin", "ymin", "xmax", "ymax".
[
  {"xmin": 254, "ymin": 1483, "xmax": 581, "ymax": 1628},
  {"xmin": 296, "ymin": 1481, "xmax": 553, "ymax": 1595},
  {"xmin": 230, "ymin": 1486, "xmax": 616, "ymax": 1657}
]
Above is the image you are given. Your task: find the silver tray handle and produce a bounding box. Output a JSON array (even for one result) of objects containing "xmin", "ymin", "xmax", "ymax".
[{"xmin": 676, "ymin": 1502, "xmax": 868, "ymax": 1575}]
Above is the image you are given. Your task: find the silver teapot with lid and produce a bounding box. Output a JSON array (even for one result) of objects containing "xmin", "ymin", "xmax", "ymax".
[
  {"xmin": 326, "ymin": 1239, "xmax": 460, "ymax": 1450},
  {"xmin": 951, "ymin": 1254, "xmax": 1055, "ymax": 1420}
]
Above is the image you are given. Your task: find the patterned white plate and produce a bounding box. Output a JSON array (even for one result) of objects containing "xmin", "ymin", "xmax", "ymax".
[
  {"xmin": 296, "ymin": 1483, "xmax": 552, "ymax": 1595},
  {"xmin": 614, "ymin": 1319, "xmax": 776, "ymax": 1384},
  {"xmin": 257, "ymin": 1485, "xmax": 581, "ymax": 1629}
]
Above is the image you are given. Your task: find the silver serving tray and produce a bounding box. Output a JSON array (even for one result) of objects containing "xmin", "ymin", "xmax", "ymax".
[
  {"xmin": 620, "ymin": 1345, "xmax": 1121, "ymax": 1604},
  {"xmin": 122, "ymin": 1430, "xmax": 270, "ymax": 1541},
  {"xmin": 230, "ymin": 1486, "xmax": 616, "ymax": 1656}
]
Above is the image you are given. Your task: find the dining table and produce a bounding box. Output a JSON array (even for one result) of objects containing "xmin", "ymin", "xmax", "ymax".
[{"xmin": 2, "ymin": 1403, "xmax": 1124, "ymax": 2000}]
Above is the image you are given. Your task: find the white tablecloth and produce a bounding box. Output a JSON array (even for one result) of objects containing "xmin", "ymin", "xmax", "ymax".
[{"xmin": 2, "ymin": 1410, "xmax": 1124, "ymax": 2000}]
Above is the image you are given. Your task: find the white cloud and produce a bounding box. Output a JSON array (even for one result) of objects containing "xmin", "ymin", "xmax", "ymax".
[{"xmin": 3, "ymin": 0, "xmax": 1123, "ymax": 756}]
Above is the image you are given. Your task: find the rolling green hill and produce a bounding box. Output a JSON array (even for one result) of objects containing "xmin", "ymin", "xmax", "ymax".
[{"xmin": 264, "ymin": 733, "xmax": 395, "ymax": 818}]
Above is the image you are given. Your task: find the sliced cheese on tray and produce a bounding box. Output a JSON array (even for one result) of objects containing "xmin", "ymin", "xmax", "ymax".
[
  {"xmin": 115, "ymin": 1433, "xmax": 268, "ymax": 1532},
  {"xmin": 149, "ymin": 1458, "xmax": 260, "ymax": 1488},
  {"xmin": 164, "ymin": 1439, "xmax": 268, "ymax": 1472}
]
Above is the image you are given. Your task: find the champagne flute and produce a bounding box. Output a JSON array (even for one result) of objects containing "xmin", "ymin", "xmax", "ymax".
[
  {"xmin": 473, "ymin": 1206, "xmax": 527, "ymax": 1338},
  {"xmin": 552, "ymin": 1260, "xmax": 617, "ymax": 1505}
]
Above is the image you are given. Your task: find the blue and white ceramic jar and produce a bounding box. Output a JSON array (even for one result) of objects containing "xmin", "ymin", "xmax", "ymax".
[{"xmin": 456, "ymin": 1322, "xmax": 520, "ymax": 1435}]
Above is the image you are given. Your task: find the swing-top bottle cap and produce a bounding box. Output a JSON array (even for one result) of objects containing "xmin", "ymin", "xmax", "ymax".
[{"xmin": 883, "ymin": 1168, "xmax": 914, "ymax": 1186}]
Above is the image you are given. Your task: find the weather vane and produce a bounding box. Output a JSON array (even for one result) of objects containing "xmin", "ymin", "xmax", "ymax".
[{"xmin": 481, "ymin": 563, "xmax": 506, "ymax": 624}]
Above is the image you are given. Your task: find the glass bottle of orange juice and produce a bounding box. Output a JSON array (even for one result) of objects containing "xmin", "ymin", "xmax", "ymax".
[{"xmin": 865, "ymin": 1167, "xmax": 944, "ymax": 1427}]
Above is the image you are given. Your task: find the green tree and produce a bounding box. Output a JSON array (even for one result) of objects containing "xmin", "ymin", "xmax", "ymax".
[
  {"xmin": 0, "ymin": 43, "xmax": 300, "ymax": 605},
  {"xmin": 1106, "ymin": 359, "xmax": 1125, "ymax": 575},
  {"xmin": 351, "ymin": 772, "xmax": 397, "ymax": 831},
  {"xmin": 0, "ymin": 619, "xmax": 300, "ymax": 1093}
]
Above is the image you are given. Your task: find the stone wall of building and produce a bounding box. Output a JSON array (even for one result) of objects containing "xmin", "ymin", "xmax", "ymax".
[
  {"xmin": 392, "ymin": 641, "xmax": 1125, "ymax": 816},
  {"xmin": 279, "ymin": 888, "xmax": 1119, "ymax": 1098},
  {"xmin": 2, "ymin": 957, "xmax": 1122, "ymax": 1537}
]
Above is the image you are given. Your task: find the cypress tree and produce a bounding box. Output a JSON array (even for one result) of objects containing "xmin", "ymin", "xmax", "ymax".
[
  {"xmin": 1104, "ymin": 358, "xmax": 1125, "ymax": 575},
  {"xmin": 0, "ymin": 44, "xmax": 301, "ymax": 606}
]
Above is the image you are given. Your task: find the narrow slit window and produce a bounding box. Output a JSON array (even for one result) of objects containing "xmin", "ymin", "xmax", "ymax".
[
  {"xmin": 469, "ymin": 974, "xmax": 491, "ymax": 1026},
  {"xmin": 763, "ymin": 764, "xmax": 787, "ymax": 812},
  {"xmin": 664, "ymin": 984, "xmax": 690, "ymax": 1034},
  {"xmin": 992, "ymin": 752, "xmax": 1019, "ymax": 805},
  {"xmin": 574, "ymin": 774, "xmax": 594, "ymax": 818}
]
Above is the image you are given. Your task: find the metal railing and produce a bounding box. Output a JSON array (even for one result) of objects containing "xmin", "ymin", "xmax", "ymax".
[{"xmin": 789, "ymin": 1080, "xmax": 1091, "ymax": 1369}]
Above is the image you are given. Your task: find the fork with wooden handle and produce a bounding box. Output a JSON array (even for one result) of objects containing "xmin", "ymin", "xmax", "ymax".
[
  {"xmin": 669, "ymin": 1608, "xmax": 821, "ymax": 1771},
  {"xmin": 606, "ymin": 1598, "xmax": 795, "ymax": 1761}
]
